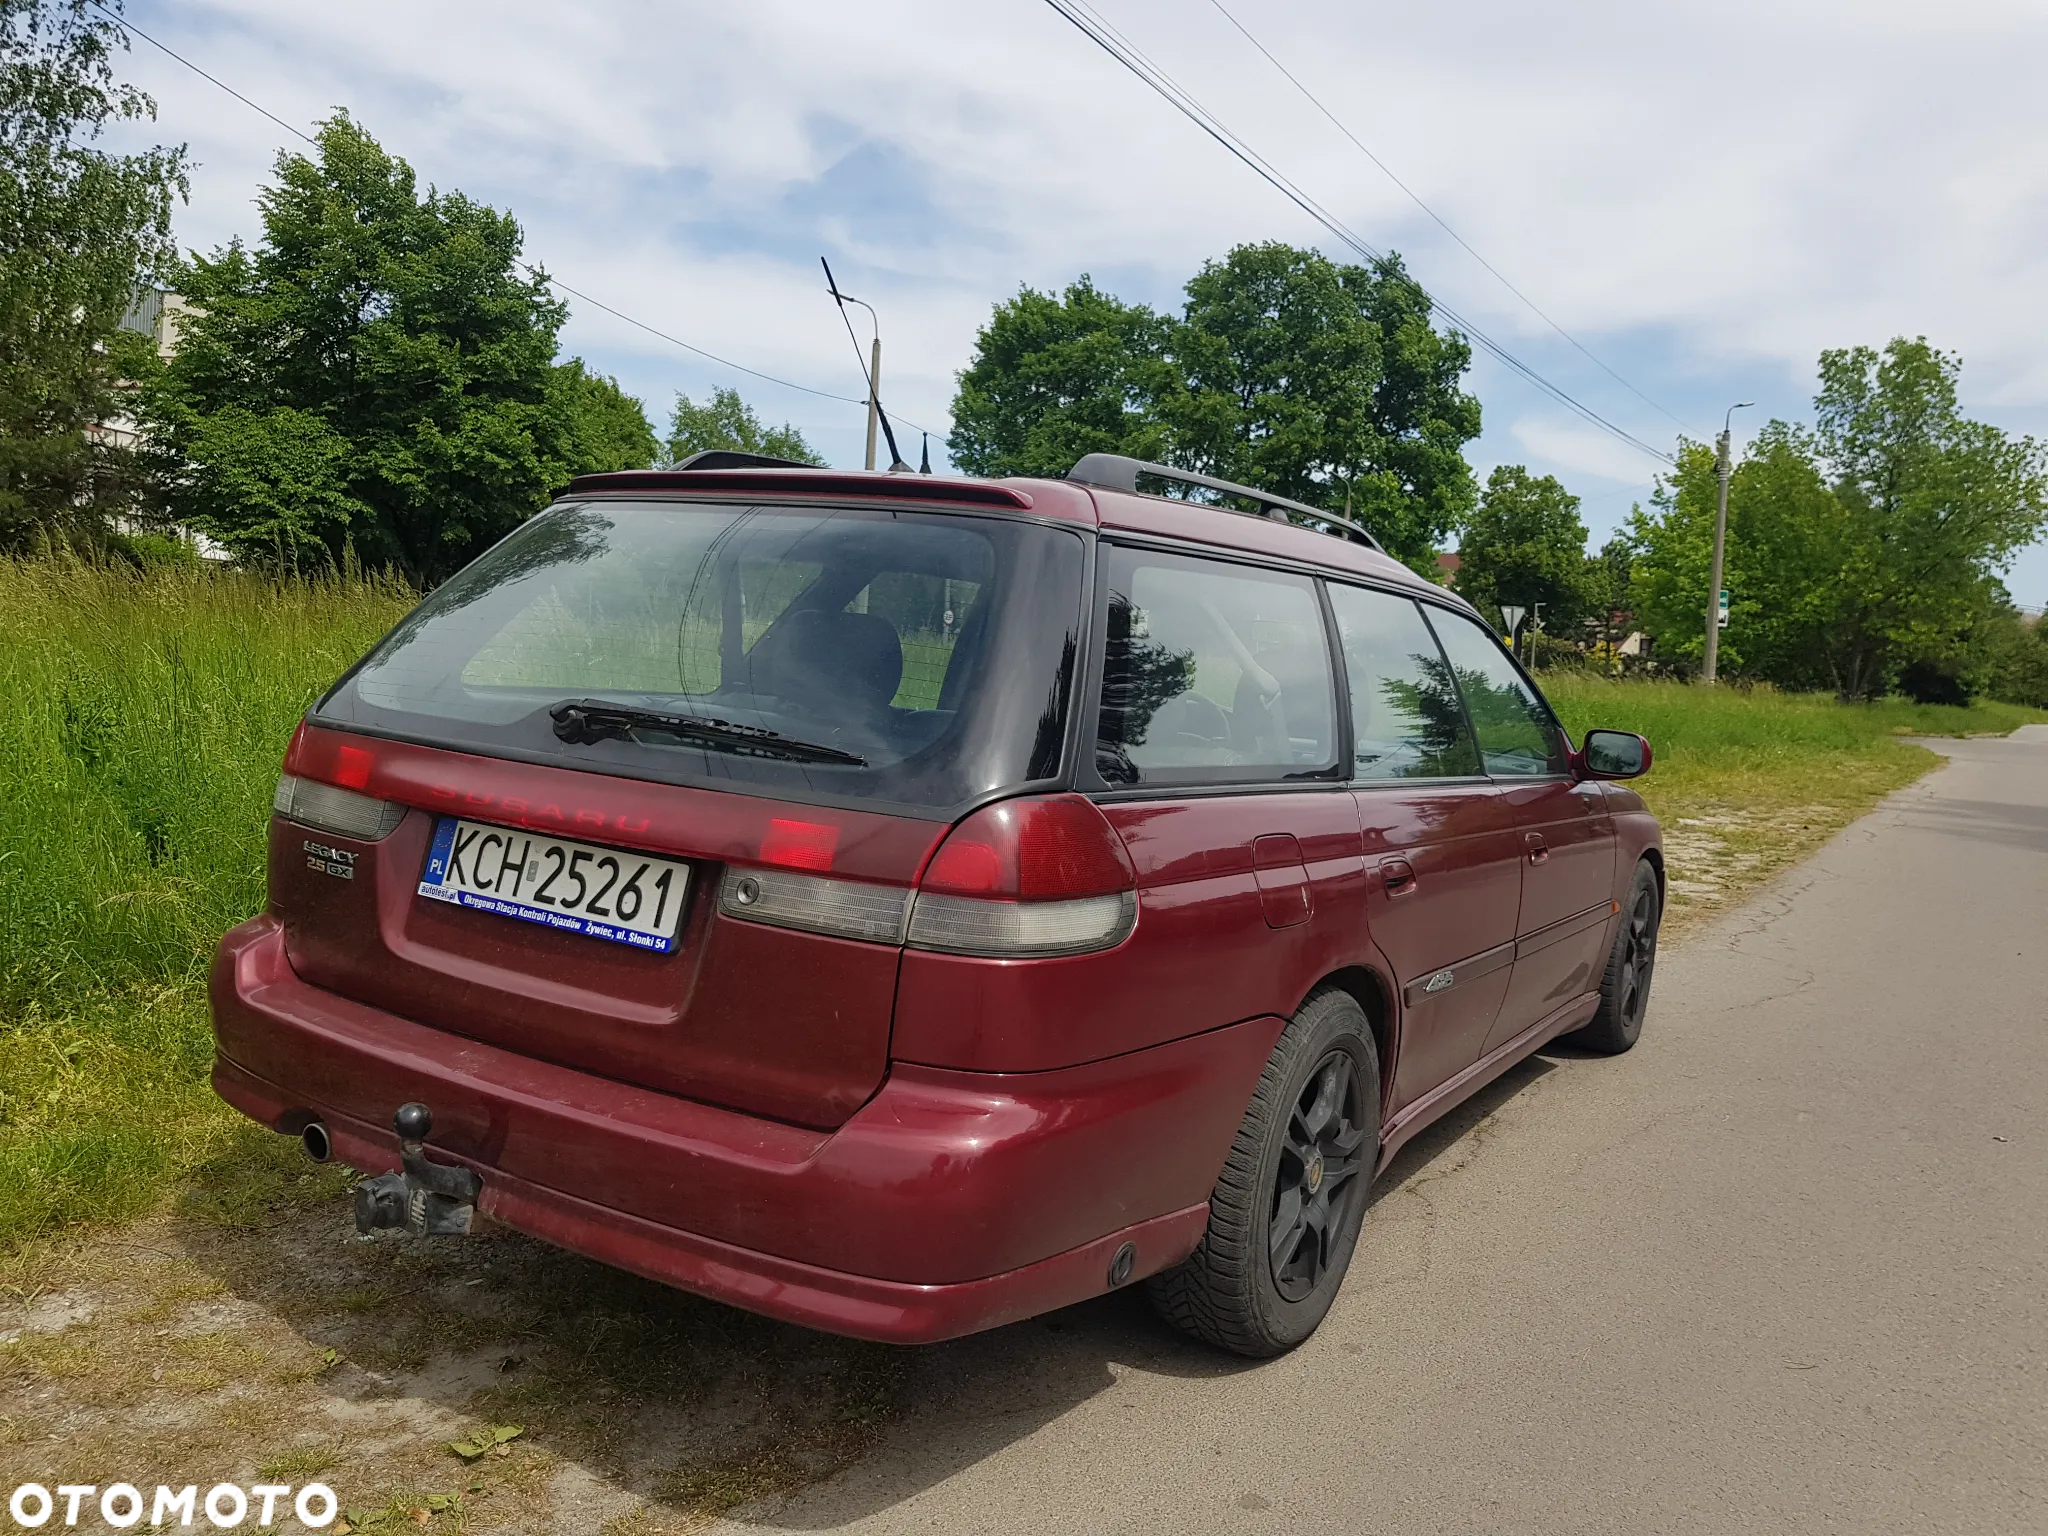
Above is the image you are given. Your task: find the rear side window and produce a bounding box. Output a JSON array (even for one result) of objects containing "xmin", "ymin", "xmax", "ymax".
[
  {"xmin": 1094, "ymin": 546, "xmax": 1337, "ymax": 786},
  {"xmin": 1425, "ymin": 609, "xmax": 1570, "ymax": 776},
  {"xmin": 317, "ymin": 501, "xmax": 1085, "ymax": 816},
  {"xmin": 1327, "ymin": 584, "xmax": 1481, "ymax": 780}
]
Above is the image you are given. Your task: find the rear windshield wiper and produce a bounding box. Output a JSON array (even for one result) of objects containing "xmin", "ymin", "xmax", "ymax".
[{"xmin": 549, "ymin": 700, "xmax": 867, "ymax": 767}]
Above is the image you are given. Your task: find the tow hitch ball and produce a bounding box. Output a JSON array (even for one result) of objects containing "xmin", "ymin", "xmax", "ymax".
[{"xmin": 353, "ymin": 1103, "xmax": 481, "ymax": 1237}]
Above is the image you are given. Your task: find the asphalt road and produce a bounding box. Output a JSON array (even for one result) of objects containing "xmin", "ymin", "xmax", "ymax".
[{"xmin": 721, "ymin": 728, "xmax": 2048, "ymax": 1536}]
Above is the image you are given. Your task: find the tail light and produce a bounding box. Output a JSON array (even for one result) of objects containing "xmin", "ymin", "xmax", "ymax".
[
  {"xmin": 274, "ymin": 723, "xmax": 406, "ymax": 841},
  {"xmin": 907, "ymin": 795, "xmax": 1137, "ymax": 958},
  {"xmin": 716, "ymin": 867, "xmax": 911, "ymax": 943}
]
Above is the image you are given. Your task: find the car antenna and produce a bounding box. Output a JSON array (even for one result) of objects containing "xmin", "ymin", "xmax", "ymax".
[
  {"xmin": 821, "ymin": 257, "xmax": 912, "ymax": 472},
  {"xmin": 919, "ymin": 432, "xmax": 932, "ymax": 474}
]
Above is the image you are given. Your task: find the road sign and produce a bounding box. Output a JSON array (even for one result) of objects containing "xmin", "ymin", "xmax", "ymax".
[
  {"xmin": 1500, "ymin": 605, "xmax": 1526, "ymax": 637},
  {"xmin": 1717, "ymin": 589, "xmax": 1730, "ymax": 629}
]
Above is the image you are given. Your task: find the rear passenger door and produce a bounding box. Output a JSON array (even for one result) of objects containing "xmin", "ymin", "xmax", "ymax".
[
  {"xmin": 1088, "ymin": 546, "xmax": 1366, "ymax": 1048},
  {"xmin": 1327, "ymin": 585, "xmax": 1525, "ymax": 1113},
  {"xmin": 1427, "ymin": 611, "xmax": 1616, "ymax": 1051}
]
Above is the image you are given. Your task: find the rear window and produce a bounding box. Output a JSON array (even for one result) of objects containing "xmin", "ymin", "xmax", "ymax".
[{"xmin": 315, "ymin": 500, "xmax": 1086, "ymax": 816}]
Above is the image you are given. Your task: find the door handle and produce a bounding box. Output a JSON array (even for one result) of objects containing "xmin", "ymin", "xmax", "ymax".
[
  {"xmin": 1524, "ymin": 832, "xmax": 1549, "ymax": 866},
  {"xmin": 1380, "ymin": 857, "xmax": 1418, "ymax": 895}
]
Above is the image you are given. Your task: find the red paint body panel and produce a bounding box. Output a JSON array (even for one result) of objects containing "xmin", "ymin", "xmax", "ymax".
[
  {"xmin": 217, "ymin": 1052, "xmax": 1206, "ymax": 1345},
  {"xmin": 1490, "ymin": 779, "xmax": 1618, "ymax": 1053},
  {"xmin": 890, "ymin": 791, "xmax": 1362, "ymax": 1073},
  {"xmin": 1353, "ymin": 782, "xmax": 1524, "ymax": 1111},
  {"xmin": 215, "ymin": 916, "xmax": 1273, "ymax": 1299}
]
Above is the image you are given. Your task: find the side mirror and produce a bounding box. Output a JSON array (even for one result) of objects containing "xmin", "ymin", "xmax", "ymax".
[{"xmin": 1577, "ymin": 729, "xmax": 1652, "ymax": 780}]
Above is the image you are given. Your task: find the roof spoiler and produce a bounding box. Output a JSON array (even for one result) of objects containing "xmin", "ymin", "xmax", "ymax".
[
  {"xmin": 1066, "ymin": 453, "xmax": 1382, "ymax": 551},
  {"xmin": 669, "ymin": 449, "xmax": 822, "ymax": 472},
  {"xmin": 563, "ymin": 467, "xmax": 1035, "ymax": 510}
]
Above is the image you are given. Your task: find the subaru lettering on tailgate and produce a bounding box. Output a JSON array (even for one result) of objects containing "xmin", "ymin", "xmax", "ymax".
[{"xmin": 418, "ymin": 817, "xmax": 690, "ymax": 953}]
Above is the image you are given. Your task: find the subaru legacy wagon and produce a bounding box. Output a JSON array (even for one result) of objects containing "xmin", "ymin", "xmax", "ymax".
[{"xmin": 212, "ymin": 452, "xmax": 1661, "ymax": 1357}]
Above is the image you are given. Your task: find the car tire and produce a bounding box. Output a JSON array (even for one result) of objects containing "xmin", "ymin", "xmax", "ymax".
[
  {"xmin": 1146, "ymin": 987, "xmax": 1380, "ymax": 1357},
  {"xmin": 1568, "ymin": 858, "xmax": 1662, "ymax": 1055}
]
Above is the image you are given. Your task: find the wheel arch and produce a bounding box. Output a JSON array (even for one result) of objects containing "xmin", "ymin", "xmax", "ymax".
[
  {"xmin": 1304, "ymin": 965, "xmax": 1395, "ymax": 1116},
  {"xmin": 1638, "ymin": 844, "xmax": 1666, "ymax": 909}
]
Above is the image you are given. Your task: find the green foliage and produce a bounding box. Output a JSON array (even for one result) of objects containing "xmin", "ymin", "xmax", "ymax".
[
  {"xmin": 948, "ymin": 245, "xmax": 1480, "ymax": 570},
  {"xmin": 553, "ymin": 357, "xmax": 659, "ymax": 476},
  {"xmin": 1453, "ymin": 465, "xmax": 1594, "ymax": 633},
  {"xmin": 1627, "ymin": 339, "xmax": 2048, "ymax": 698},
  {"xmin": 947, "ymin": 276, "xmax": 1177, "ymax": 478},
  {"xmin": 0, "ymin": 555, "xmax": 413, "ymax": 1247},
  {"xmin": 139, "ymin": 114, "xmax": 654, "ymax": 585},
  {"xmin": 0, "ymin": 0, "xmax": 187, "ymax": 547},
  {"xmin": 1173, "ymin": 245, "xmax": 1480, "ymax": 571},
  {"xmin": 662, "ymin": 386, "xmax": 824, "ymax": 466},
  {"xmin": 1980, "ymin": 609, "xmax": 2048, "ymax": 707}
]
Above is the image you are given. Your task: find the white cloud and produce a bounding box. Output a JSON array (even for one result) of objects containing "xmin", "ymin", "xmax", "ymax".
[{"xmin": 108, "ymin": 0, "xmax": 2048, "ymax": 597}]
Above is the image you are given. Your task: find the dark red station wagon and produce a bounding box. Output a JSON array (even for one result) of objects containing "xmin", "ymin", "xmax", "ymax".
[{"xmin": 212, "ymin": 452, "xmax": 1662, "ymax": 1357}]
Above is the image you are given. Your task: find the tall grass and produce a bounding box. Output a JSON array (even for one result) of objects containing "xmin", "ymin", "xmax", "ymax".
[
  {"xmin": 0, "ymin": 561, "xmax": 2040, "ymax": 1253},
  {"xmin": 0, "ymin": 558, "xmax": 412, "ymax": 1248},
  {"xmin": 1543, "ymin": 673, "xmax": 2042, "ymax": 818}
]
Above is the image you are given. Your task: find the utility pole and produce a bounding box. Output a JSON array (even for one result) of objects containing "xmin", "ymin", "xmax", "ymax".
[
  {"xmin": 864, "ymin": 337, "xmax": 882, "ymax": 472},
  {"xmin": 1702, "ymin": 401, "xmax": 1753, "ymax": 684}
]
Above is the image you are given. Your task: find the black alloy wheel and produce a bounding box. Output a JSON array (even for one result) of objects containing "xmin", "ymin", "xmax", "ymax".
[
  {"xmin": 1571, "ymin": 858, "xmax": 1662, "ymax": 1054},
  {"xmin": 1269, "ymin": 1049, "xmax": 1369, "ymax": 1302},
  {"xmin": 1148, "ymin": 988, "xmax": 1381, "ymax": 1357}
]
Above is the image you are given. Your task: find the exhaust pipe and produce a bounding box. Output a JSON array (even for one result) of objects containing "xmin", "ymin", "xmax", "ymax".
[{"xmin": 301, "ymin": 1120, "xmax": 332, "ymax": 1163}]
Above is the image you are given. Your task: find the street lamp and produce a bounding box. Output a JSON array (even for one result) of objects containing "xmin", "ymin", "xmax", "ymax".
[{"xmin": 1702, "ymin": 401, "xmax": 1753, "ymax": 684}]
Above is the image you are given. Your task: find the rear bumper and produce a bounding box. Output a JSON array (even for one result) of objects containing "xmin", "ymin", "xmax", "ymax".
[{"xmin": 210, "ymin": 917, "xmax": 1276, "ymax": 1343}]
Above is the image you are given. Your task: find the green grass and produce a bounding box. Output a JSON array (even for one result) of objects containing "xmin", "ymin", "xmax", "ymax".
[
  {"xmin": 1, "ymin": 558, "xmax": 2041, "ymax": 1252},
  {"xmin": 0, "ymin": 556, "xmax": 413, "ymax": 1250},
  {"xmin": 1544, "ymin": 673, "xmax": 2043, "ymax": 814},
  {"xmin": 1544, "ymin": 674, "xmax": 2046, "ymax": 920}
]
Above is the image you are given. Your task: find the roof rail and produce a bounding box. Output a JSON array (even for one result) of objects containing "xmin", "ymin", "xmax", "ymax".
[{"xmin": 1066, "ymin": 453, "xmax": 1382, "ymax": 551}]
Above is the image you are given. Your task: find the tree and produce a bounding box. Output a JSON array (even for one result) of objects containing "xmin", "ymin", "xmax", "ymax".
[
  {"xmin": 662, "ymin": 387, "xmax": 823, "ymax": 466},
  {"xmin": 0, "ymin": 0, "xmax": 186, "ymax": 548},
  {"xmin": 1808, "ymin": 339, "xmax": 2047, "ymax": 698},
  {"xmin": 1982, "ymin": 606, "xmax": 2048, "ymax": 708},
  {"xmin": 555, "ymin": 358, "xmax": 658, "ymax": 475},
  {"xmin": 1451, "ymin": 465, "xmax": 1593, "ymax": 636},
  {"xmin": 1589, "ymin": 534, "xmax": 1634, "ymax": 663},
  {"xmin": 1172, "ymin": 245, "xmax": 1479, "ymax": 571},
  {"xmin": 1628, "ymin": 340, "xmax": 2046, "ymax": 697},
  {"xmin": 947, "ymin": 246, "xmax": 1481, "ymax": 570},
  {"xmin": 140, "ymin": 114, "xmax": 653, "ymax": 584},
  {"xmin": 949, "ymin": 277, "xmax": 1177, "ymax": 479}
]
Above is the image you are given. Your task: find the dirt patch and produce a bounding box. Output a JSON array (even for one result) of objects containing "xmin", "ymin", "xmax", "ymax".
[
  {"xmin": 1659, "ymin": 802, "xmax": 1860, "ymax": 931},
  {"xmin": 1, "ymin": 1152, "xmax": 900, "ymax": 1534}
]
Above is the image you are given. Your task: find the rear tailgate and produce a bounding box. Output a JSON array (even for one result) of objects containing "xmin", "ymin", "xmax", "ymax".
[{"xmin": 272, "ymin": 726, "xmax": 942, "ymax": 1129}]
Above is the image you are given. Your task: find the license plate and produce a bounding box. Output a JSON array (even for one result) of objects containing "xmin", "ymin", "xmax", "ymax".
[{"xmin": 418, "ymin": 818, "xmax": 690, "ymax": 953}]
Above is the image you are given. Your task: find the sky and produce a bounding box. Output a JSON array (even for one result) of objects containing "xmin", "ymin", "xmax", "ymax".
[{"xmin": 105, "ymin": 0, "xmax": 2048, "ymax": 607}]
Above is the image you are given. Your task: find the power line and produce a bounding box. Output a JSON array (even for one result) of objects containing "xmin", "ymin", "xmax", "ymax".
[
  {"xmin": 1203, "ymin": 0, "xmax": 1693, "ymax": 435},
  {"xmin": 88, "ymin": 0, "xmax": 944, "ymax": 439},
  {"xmin": 1040, "ymin": 0, "xmax": 1675, "ymax": 466}
]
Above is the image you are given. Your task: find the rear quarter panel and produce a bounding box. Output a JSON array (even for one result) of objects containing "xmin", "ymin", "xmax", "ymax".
[{"xmin": 889, "ymin": 789, "xmax": 1369, "ymax": 1073}]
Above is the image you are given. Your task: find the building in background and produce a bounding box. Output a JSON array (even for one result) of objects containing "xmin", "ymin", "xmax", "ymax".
[{"xmin": 95, "ymin": 287, "xmax": 227, "ymax": 559}]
